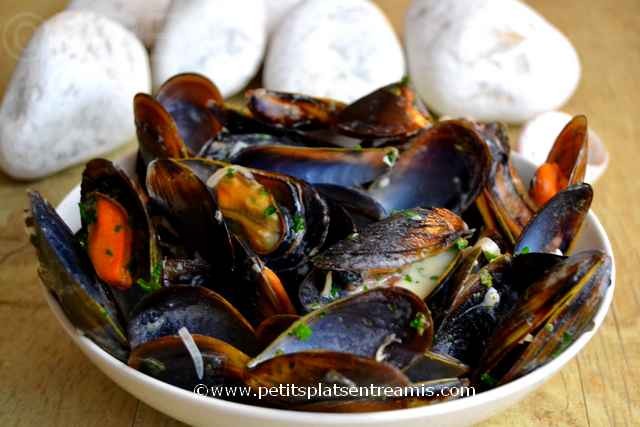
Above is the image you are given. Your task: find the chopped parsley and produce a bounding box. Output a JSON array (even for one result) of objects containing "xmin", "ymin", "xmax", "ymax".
[
  {"xmin": 274, "ymin": 348, "xmax": 285, "ymax": 356},
  {"xmin": 383, "ymin": 149, "xmax": 398, "ymax": 167},
  {"xmin": 519, "ymin": 246, "xmax": 531, "ymax": 255},
  {"xmin": 552, "ymin": 331, "xmax": 574, "ymax": 358},
  {"xmin": 259, "ymin": 188, "xmax": 270, "ymax": 197},
  {"xmin": 292, "ymin": 214, "xmax": 305, "ymax": 232},
  {"xmin": 404, "ymin": 274, "xmax": 413, "ymax": 283},
  {"xmin": 263, "ymin": 205, "xmax": 277, "ymax": 217},
  {"xmin": 409, "ymin": 312, "xmax": 428, "ymax": 336},
  {"xmin": 329, "ymin": 284, "xmax": 341, "ymax": 299},
  {"xmin": 480, "ymin": 372, "xmax": 497, "ymax": 387},
  {"xmin": 289, "ymin": 322, "xmax": 313, "ymax": 341},
  {"xmin": 140, "ymin": 357, "xmax": 166, "ymax": 376},
  {"xmin": 137, "ymin": 261, "xmax": 162, "ymax": 293},
  {"xmin": 480, "ymin": 269, "xmax": 493, "ymax": 288},
  {"xmin": 78, "ymin": 198, "xmax": 96, "ymax": 225},
  {"xmin": 545, "ymin": 323, "xmax": 555, "ymax": 333},
  {"xmin": 400, "ymin": 210, "xmax": 422, "ymax": 220},
  {"xmin": 353, "ymin": 144, "xmax": 363, "ymax": 151},
  {"xmin": 400, "ymin": 75, "xmax": 411, "ymax": 86},
  {"xmin": 483, "ymin": 250, "xmax": 499, "ymax": 262},
  {"xmin": 454, "ymin": 237, "xmax": 469, "ymax": 250},
  {"xmin": 225, "ymin": 167, "xmax": 236, "ymax": 178},
  {"xmin": 430, "ymin": 275, "xmax": 439, "ymax": 281}
]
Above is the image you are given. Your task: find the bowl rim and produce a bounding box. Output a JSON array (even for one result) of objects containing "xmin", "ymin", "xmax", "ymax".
[{"xmin": 44, "ymin": 151, "xmax": 616, "ymax": 423}]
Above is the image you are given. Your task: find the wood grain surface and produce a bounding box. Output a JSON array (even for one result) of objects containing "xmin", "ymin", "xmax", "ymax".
[{"xmin": 1, "ymin": 1, "xmax": 638, "ymax": 426}]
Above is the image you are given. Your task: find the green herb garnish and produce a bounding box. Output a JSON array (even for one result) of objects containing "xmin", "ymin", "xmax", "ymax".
[
  {"xmin": 225, "ymin": 167, "xmax": 236, "ymax": 178},
  {"xmin": 483, "ymin": 250, "xmax": 499, "ymax": 262},
  {"xmin": 140, "ymin": 358, "xmax": 166, "ymax": 376},
  {"xmin": 263, "ymin": 205, "xmax": 277, "ymax": 217},
  {"xmin": 480, "ymin": 269, "xmax": 493, "ymax": 288},
  {"xmin": 409, "ymin": 312, "xmax": 428, "ymax": 336},
  {"xmin": 137, "ymin": 261, "xmax": 162, "ymax": 293},
  {"xmin": 480, "ymin": 373, "xmax": 497, "ymax": 387},
  {"xmin": 329, "ymin": 284, "xmax": 341, "ymax": 299},
  {"xmin": 383, "ymin": 149, "xmax": 398, "ymax": 167},
  {"xmin": 552, "ymin": 331, "xmax": 574, "ymax": 358},
  {"xmin": 404, "ymin": 274, "xmax": 413, "ymax": 283},
  {"xmin": 289, "ymin": 322, "xmax": 313, "ymax": 341},
  {"xmin": 79, "ymin": 198, "xmax": 96, "ymax": 225},
  {"xmin": 274, "ymin": 348, "xmax": 285, "ymax": 356},
  {"xmin": 401, "ymin": 210, "xmax": 422, "ymax": 220},
  {"xmin": 545, "ymin": 323, "xmax": 555, "ymax": 333},
  {"xmin": 454, "ymin": 237, "xmax": 469, "ymax": 250},
  {"xmin": 519, "ymin": 246, "xmax": 531, "ymax": 255},
  {"xmin": 292, "ymin": 214, "xmax": 305, "ymax": 232},
  {"xmin": 430, "ymin": 275, "xmax": 439, "ymax": 281}
]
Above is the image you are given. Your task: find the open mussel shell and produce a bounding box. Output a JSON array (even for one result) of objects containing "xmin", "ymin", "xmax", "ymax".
[
  {"xmin": 229, "ymin": 145, "xmax": 399, "ymax": 188},
  {"xmin": 314, "ymin": 208, "xmax": 466, "ymax": 272},
  {"xmin": 128, "ymin": 334, "xmax": 250, "ymax": 397},
  {"xmin": 249, "ymin": 287, "xmax": 433, "ymax": 369},
  {"xmin": 369, "ymin": 120, "xmax": 491, "ymax": 213},
  {"xmin": 246, "ymin": 351, "xmax": 409, "ymax": 405},
  {"xmin": 246, "ymin": 88, "xmax": 345, "ymax": 130},
  {"xmin": 473, "ymin": 122, "xmax": 535, "ymax": 246},
  {"xmin": 80, "ymin": 158, "xmax": 160, "ymax": 317},
  {"xmin": 335, "ymin": 80, "xmax": 432, "ymax": 140},
  {"xmin": 179, "ymin": 158, "xmax": 329, "ymax": 271},
  {"xmin": 530, "ymin": 115, "xmax": 588, "ymax": 206},
  {"xmin": 477, "ymin": 250, "xmax": 611, "ymax": 386},
  {"xmin": 432, "ymin": 255, "xmax": 517, "ymax": 366},
  {"xmin": 146, "ymin": 158, "xmax": 234, "ymax": 270},
  {"xmin": 427, "ymin": 246, "xmax": 483, "ymax": 328},
  {"xmin": 134, "ymin": 93, "xmax": 188, "ymax": 166},
  {"xmin": 27, "ymin": 191, "xmax": 128, "ymax": 360},
  {"xmin": 156, "ymin": 73, "xmax": 224, "ymax": 155},
  {"xmin": 515, "ymin": 183, "xmax": 593, "ymax": 255},
  {"xmin": 303, "ymin": 208, "xmax": 466, "ymax": 306},
  {"xmin": 127, "ymin": 285, "xmax": 258, "ymax": 355}
]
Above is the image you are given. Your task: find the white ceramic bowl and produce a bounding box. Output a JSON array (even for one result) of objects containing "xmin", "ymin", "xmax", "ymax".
[{"xmin": 45, "ymin": 152, "xmax": 615, "ymax": 427}]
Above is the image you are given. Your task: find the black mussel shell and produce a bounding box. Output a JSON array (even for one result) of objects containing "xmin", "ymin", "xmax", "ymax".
[
  {"xmin": 515, "ymin": 183, "xmax": 593, "ymax": 255},
  {"xmin": 335, "ymin": 80, "xmax": 432, "ymax": 139},
  {"xmin": 156, "ymin": 73, "xmax": 224, "ymax": 155},
  {"xmin": 249, "ymin": 287, "xmax": 433, "ymax": 368},
  {"xmin": 230, "ymin": 145, "xmax": 399, "ymax": 188},
  {"xmin": 369, "ymin": 120, "xmax": 491, "ymax": 214},
  {"xmin": 246, "ymin": 88, "xmax": 345, "ymax": 130},
  {"xmin": 128, "ymin": 334, "xmax": 250, "ymax": 399},
  {"xmin": 127, "ymin": 285, "xmax": 258, "ymax": 355},
  {"xmin": 146, "ymin": 159, "xmax": 234, "ymax": 270},
  {"xmin": 27, "ymin": 191, "xmax": 128, "ymax": 360}
]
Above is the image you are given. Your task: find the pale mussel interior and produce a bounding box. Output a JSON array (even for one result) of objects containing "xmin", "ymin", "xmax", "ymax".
[{"xmin": 27, "ymin": 73, "xmax": 611, "ymax": 413}]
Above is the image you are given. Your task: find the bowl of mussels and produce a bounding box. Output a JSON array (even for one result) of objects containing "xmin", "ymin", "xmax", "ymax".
[{"xmin": 27, "ymin": 74, "xmax": 614, "ymax": 427}]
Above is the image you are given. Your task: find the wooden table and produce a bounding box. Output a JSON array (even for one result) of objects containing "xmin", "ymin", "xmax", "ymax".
[{"xmin": 1, "ymin": 1, "xmax": 638, "ymax": 425}]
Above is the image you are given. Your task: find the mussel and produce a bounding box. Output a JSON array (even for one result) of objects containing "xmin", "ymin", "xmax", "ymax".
[
  {"xmin": 27, "ymin": 191, "xmax": 128, "ymax": 360},
  {"xmin": 369, "ymin": 120, "xmax": 491, "ymax": 213},
  {"xmin": 529, "ymin": 115, "xmax": 588, "ymax": 206},
  {"xmin": 477, "ymin": 250, "xmax": 611, "ymax": 386},
  {"xmin": 300, "ymin": 208, "xmax": 468, "ymax": 311},
  {"xmin": 28, "ymin": 75, "xmax": 613, "ymax": 414},
  {"xmin": 80, "ymin": 159, "xmax": 161, "ymax": 317}
]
